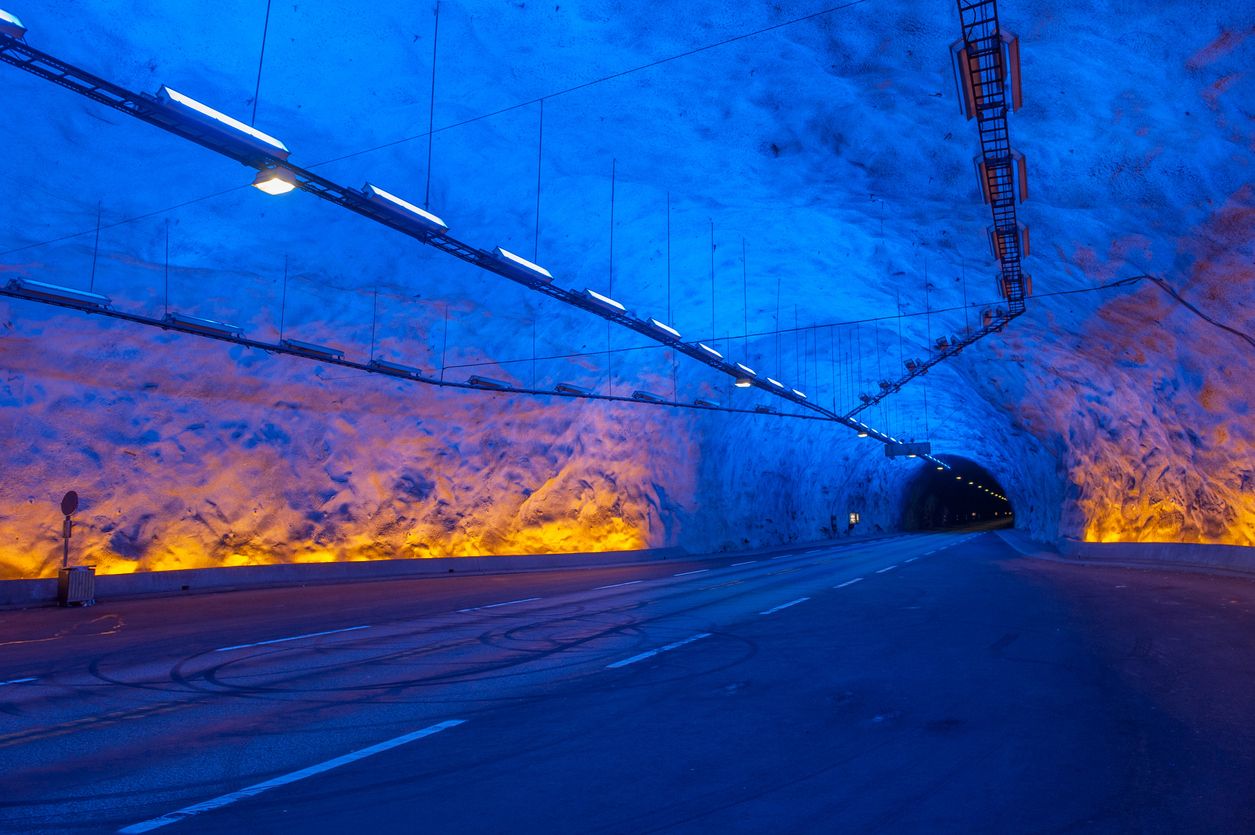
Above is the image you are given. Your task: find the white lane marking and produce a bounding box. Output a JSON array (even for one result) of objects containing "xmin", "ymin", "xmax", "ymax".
[
  {"xmin": 759, "ymin": 597, "xmax": 810, "ymax": 616},
  {"xmin": 606, "ymin": 632, "xmax": 713, "ymax": 669},
  {"xmin": 118, "ymin": 719, "xmax": 466, "ymax": 833},
  {"xmin": 594, "ymin": 580, "xmax": 642, "ymax": 590},
  {"xmin": 0, "ymin": 677, "xmax": 37, "ymax": 686},
  {"xmin": 458, "ymin": 597, "xmax": 542, "ymax": 613},
  {"xmin": 924, "ymin": 550, "xmax": 936, "ymax": 555},
  {"xmin": 673, "ymin": 569, "xmax": 710, "ymax": 577},
  {"xmin": 730, "ymin": 560, "xmax": 757, "ymax": 567},
  {"xmin": 905, "ymin": 557, "xmax": 918, "ymax": 563},
  {"xmin": 834, "ymin": 578, "xmax": 863, "ymax": 589},
  {"xmin": 214, "ymin": 625, "xmax": 370, "ymax": 653},
  {"xmin": 875, "ymin": 565, "xmax": 898, "ymax": 574}
]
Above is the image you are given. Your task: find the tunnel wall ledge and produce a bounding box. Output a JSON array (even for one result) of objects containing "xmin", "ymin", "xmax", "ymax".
[
  {"xmin": 0, "ymin": 546, "xmax": 687, "ymax": 609},
  {"xmin": 1053, "ymin": 538, "xmax": 1255, "ymax": 579}
]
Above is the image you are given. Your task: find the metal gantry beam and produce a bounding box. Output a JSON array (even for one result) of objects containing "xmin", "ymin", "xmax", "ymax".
[
  {"xmin": 845, "ymin": 0, "xmax": 1028, "ymax": 420},
  {"xmin": 0, "ymin": 21, "xmax": 952, "ymax": 469}
]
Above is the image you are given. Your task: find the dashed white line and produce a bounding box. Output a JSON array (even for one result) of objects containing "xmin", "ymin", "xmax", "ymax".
[
  {"xmin": 760, "ymin": 597, "xmax": 810, "ymax": 616},
  {"xmin": 0, "ymin": 677, "xmax": 37, "ymax": 687},
  {"xmin": 905, "ymin": 557, "xmax": 918, "ymax": 563},
  {"xmin": 459, "ymin": 597, "xmax": 542, "ymax": 613},
  {"xmin": 875, "ymin": 565, "xmax": 898, "ymax": 574},
  {"xmin": 674, "ymin": 569, "xmax": 710, "ymax": 577},
  {"xmin": 594, "ymin": 580, "xmax": 642, "ymax": 590},
  {"xmin": 605, "ymin": 632, "xmax": 713, "ymax": 669},
  {"xmin": 730, "ymin": 560, "xmax": 757, "ymax": 567},
  {"xmin": 117, "ymin": 719, "xmax": 466, "ymax": 833},
  {"xmin": 834, "ymin": 578, "xmax": 863, "ymax": 589},
  {"xmin": 214, "ymin": 625, "xmax": 370, "ymax": 653}
]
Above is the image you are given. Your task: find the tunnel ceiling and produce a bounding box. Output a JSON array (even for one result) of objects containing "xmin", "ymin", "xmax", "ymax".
[{"xmin": 1, "ymin": 0, "xmax": 1252, "ymax": 577}]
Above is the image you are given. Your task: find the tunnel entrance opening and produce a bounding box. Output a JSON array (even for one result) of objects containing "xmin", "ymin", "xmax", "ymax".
[{"xmin": 900, "ymin": 455, "xmax": 1014, "ymax": 531}]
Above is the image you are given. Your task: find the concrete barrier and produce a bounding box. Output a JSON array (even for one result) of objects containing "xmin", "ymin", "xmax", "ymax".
[{"xmin": 1056, "ymin": 538, "xmax": 1255, "ymax": 578}]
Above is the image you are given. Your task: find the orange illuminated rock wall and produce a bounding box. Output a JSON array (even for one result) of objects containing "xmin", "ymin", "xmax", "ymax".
[{"xmin": 0, "ymin": 315, "xmax": 698, "ymax": 579}]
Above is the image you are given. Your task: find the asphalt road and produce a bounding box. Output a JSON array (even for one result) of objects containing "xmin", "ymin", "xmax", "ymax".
[{"xmin": 2, "ymin": 530, "xmax": 1254, "ymax": 834}]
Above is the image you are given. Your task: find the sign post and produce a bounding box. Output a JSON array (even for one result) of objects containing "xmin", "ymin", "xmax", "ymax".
[{"xmin": 60, "ymin": 490, "xmax": 78, "ymax": 569}]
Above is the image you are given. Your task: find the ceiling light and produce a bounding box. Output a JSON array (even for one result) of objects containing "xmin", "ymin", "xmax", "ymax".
[
  {"xmin": 766, "ymin": 378, "xmax": 784, "ymax": 388},
  {"xmin": 857, "ymin": 431, "xmax": 869, "ymax": 438},
  {"xmin": 252, "ymin": 168, "xmax": 297, "ymax": 195},
  {"xmin": 555, "ymin": 382, "xmax": 591, "ymax": 396},
  {"xmin": 733, "ymin": 378, "xmax": 753, "ymax": 388},
  {"xmin": 694, "ymin": 398, "xmax": 719, "ymax": 408},
  {"xmin": 584, "ymin": 288, "xmax": 626, "ymax": 313},
  {"xmin": 155, "ymin": 86, "xmax": 290, "ymax": 159},
  {"xmin": 631, "ymin": 390, "xmax": 664, "ymax": 403},
  {"xmin": 369, "ymin": 358, "xmax": 423, "ymax": 378},
  {"xmin": 735, "ymin": 362, "xmax": 756, "ymax": 377},
  {"xmin": 362, "ymin": 183, "xmax": 447, "ymax": 235},
  {"xmin": 469, "ymin": 375, "xmax": 510, "ymax": 390},
  {"xmin": 791, "ymin": 389, "xmax": 807, "ymax": 399},
  {"xmin": 8, "ymin": 278, "xmax": 110, "ymax": 309},
  {"xmin": 164, "ymin": 312, "xmax": 243, "ymax": 339},
  {"xmin": 646, "ymin": 318, "xmax": 681, "ymax": 339},
  {"xmin": 0, "ymin": 8, "xmax": 26, "ymax": 38},
  {"xmin": 280, "ymin": 338, "xmax": 344, "ymax": 360},
  {"xmin": 698, "ymin": 343, "xmax": 723, "ymax": 359},
  {"xmin": 493, "ymin": 247, "xmax": 553, "ymax": 283}
]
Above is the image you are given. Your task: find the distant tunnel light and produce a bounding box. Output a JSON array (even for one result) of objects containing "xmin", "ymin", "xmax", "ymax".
[
  {"xmin": 164, "ymin": 312, "xmax": 243, "ymax": 339},
  {"xmin": 584, "ymin": 288, "xmax": 626, "ymax": 313},
  {"xmin": 469, "ymin": 375, "xmax": 510, "ymax": 390},
  {"xmin": 252, "ymin": 168, "xmax": 297, "ymax": 195},
  {"xmin": 698, "ymin": 343, "xmax": 723, "ymax": 359},
  {"xmin": 0, "ymin": 8, "xmax": 26, "ymax": 38},
  {"xmin": 8, "ymin": 278, "xmax": 110, "ymax": 308},
  {"xmin": 281, "ymin": 338, "xmax": 344, "ymax": 360},
  {"xmin": 555, "ymin": 382, "xmax": 591, "ymax": 396},
  {"xmin": 363, "ymin": 183, "xmax": 448, "ymax": 235},
  {"xmin": 155, "ymin": 86, "xmax": 290, "ymax": 160},
  {"xmin": 646, "ymin": 318, "xmax": 681, "ymax": 339},
  {"xmin": 493, "ymin": 247, "xmax": 553, "ymax": 284},
  {"xmin": 369, "ymin": 358, "xmax": 423, "ymax": 378}
]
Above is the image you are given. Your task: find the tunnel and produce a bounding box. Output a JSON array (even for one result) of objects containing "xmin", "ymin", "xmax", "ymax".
[{"xmin": 900, "ymin": 456, "xmax": 1014, "ymax": 531}]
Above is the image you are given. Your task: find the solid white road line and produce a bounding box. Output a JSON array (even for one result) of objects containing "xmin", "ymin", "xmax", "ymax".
[
  {"xmin": 214, "ymin": 625, "xmax": 370, "ymax": 653},
  {"xmin": 118, "ymin": 719, "xmax": 466, "ymax": 834},
  {"xmin": 594, "ymin": 580, "xmax": 642, "ymax": 590},
  {"xmin": 458, "ymin": 597, "xmax": 542, "ymax": 613},
  {"xmin": 834, "ymin": 578, "xmax": 863, "ymax": 589},
  {"xmin": 759, "ymin": 597, "xmax": 810, "ymax": 616},
  {"xmin": 730, "ymin": 560, "xmax": 757, "ymax": 567},
  {"xmin": 673, "ymin": 569, "xmax": 710, "ymax": 577},
  {"xmin": 875, "ymin": 565, "xmax": 898, "ymax": 573},
  {"xmin": 0, "ymin": 677, "xmax": 37, "ymax": 686},
  {"xmin": 606, "ymin": 632, "xmax": 713, "ymax": 669}
]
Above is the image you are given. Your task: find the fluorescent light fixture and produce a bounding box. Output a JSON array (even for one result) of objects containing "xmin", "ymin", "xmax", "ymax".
[
  {"xmin": 469, "ymin": 375, "xmax": 510, "ymax": 390},
  {"xmin": 791, "ymin": 389, "xmax": 807, "ymax": 399},
  {"xmin": 584, "ymin": 288, "xmax": 626, "ymax": 313},
  {"xmin": 155, "ymin": 86, "xmax": 290, "ymax": 159},
  {"xmin": 754, "ymin": 405, "xmax": 775, "ymax": 414},
  {"xmin": 281, "ymin": 338, "xmax": 344, "ymax": 360},
  {"xmin": 956, "ymin": 476, "xmax": 963, "ymax": 480},
  {"xmin": 857, "ymin": 431, "xmax": 869, "ymax": 438},
  {"xmin": 735, "ymin": 363, "xmax": 756, "ymax": 377},
  {"xmin": 733, "ymin": 378, "xmax": 753, "ymax": 388},
  {"xmin": 369, "ymin": 358, "xmax": 422, "ymax": 377},
  {"xmin": 363, "ymin": 183, "xmax": 447, "ymax": 235},
  {"xmin": 493, "ymin": 247, "xmax": 553, "ymax": 283},
  {"xmin": 252, "ymin": 168, "xmax": 297, "ymax": 195},
  {"xmin": 907, "ymin": 454, "xmax": 917, "ymax": 458},
  {"xmin": 0, "ymin": 8, "xmax": 26, "ymax": 38},
  {"xmin": 694, "ymin": 398, "xmax": 719, "ymax": 408},
  {"xmin": 555, "ymin": 382, "xmax": 591, "ymax": 396},
  {"xmin": 631, "ymin": 390, "xmax": 664, "ymax": 403},
  {"xmin": 163, "ymin": 312, "xmax": 243, "ymax": 339},
  {"xmin": 8, "ymin": 278, "xmax": 110, "ymax": 308},
  {"xmin": 646, "ymin": 318, "xmax": 681, "ymax": 339},
  {"xmin": 936, "ymin": 466, "xmax": 945, "ymax": 471},
  {"xmin": 766, "ymin": 378, "xmax": 784, "ymax": 388},
  {"xmin": 698, "ymin": 343, "xmax": 723, "ymax": 359}
]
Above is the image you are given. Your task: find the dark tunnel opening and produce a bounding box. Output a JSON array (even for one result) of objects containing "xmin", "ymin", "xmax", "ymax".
[{"xmin": 901, "ymin": 455, "xmax": 1015, "ymax": 531}]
